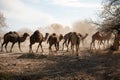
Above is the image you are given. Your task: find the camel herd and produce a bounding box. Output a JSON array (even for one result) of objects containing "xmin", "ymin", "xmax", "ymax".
[
  {"xmin": 90, "ymin": 31, "xmax": 114, "ymax": 50},
  {"xmin": 0, "ymin": 30, "xmax": 115, "ymax": 56}
]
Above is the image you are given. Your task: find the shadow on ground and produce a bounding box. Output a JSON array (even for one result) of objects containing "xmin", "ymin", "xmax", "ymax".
[{"xmin": 0, "ymin": 50, "xmax": 120, "ymax": 80}]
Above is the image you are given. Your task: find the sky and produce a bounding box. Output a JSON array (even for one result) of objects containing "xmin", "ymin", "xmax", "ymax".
[{"xmin": 0, "ymin": 0, "xmax": 102, "ymax": 31}]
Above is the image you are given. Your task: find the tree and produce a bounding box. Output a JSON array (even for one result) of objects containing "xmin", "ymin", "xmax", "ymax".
[
  {"xmin": 99, "ymin": 0, "xmax": 120, "ymax": 33},
  {"xmin": 99, "ymin": 0, "xmax": 120, "ymax": 50},
  {"xmin": 0, "ymin": 12, "xmax": 6, "ymax": 28},
  {"xmin": 91, "ymin": 0, "xmax": 120, "ymax": 50}
]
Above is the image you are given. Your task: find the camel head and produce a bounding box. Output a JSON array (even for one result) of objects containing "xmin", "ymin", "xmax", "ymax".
[
  {"xmin": 45, "ymin": 33, "xmax": 49, "ymax": 38},
  {"xmin": 78, "ymin": 33, "xmax": 82, "ymax": 37},
  {"xmin": 84, "ymin": 33, "xmax": 88, "ymax": 38},
  {"xmin": 43, "ymin": 33, "xmax": 49, "ymax": 41},
  {"xmin": 59, "ymin": 34, "xmax": 63, "ymax": 41},
  {"xmin": 23, "ymin": 33, "xmax": 29, "ymax": 37},
  {"xmin": 52, "ymin": 33, "xmax": 56, "ymax": 36}
]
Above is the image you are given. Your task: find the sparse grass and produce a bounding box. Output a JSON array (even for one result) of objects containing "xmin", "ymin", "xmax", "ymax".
[
  {"xmin": 0, "ymin": 73, "xmax": 13, "ymax": 80},
  {"xmin": 0, "ymin": 49, "xmax": 120, "ymax": 80},
  {"xmin": 17, "ymin": 53, "xmax": 47, "ymax": 59}
]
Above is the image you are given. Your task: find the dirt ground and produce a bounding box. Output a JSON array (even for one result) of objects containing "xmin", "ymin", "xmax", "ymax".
[{"xmin": 0, "ymin": 41, "xmax": 120, "ymax": 80}]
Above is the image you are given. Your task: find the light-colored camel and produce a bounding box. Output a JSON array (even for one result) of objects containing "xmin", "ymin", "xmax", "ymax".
[
  {"xmin": 47, "ymin": 33, "xmax": 63, "ymax": 52},
  {"xmin": 90, "ymin": 31, "xmax": 104, "ymax": 50},
  {"xmin": 1, "ymin": 31, "xmax": 29, "ymax": 52},
  {"xmin": 29, "ymin": 30, "xmax": 49, "ymax": 53},
  {"xmin": 90, "ymin": 31, "xmax": 113, "ymax": 50},
  {"xmin": 100, "ymin": 32, "xmax": 113, "ymax": 48},
  {"xmin": 68, "ymin": 32, "xmax": 81, "ymax": 56},
  {"xmin": 62, "ymin": 32, "xmax": 72, "ymax": 51},
  {"xmin": 80, "ymin": 33, "xmax": 89, "ymax": 46}
]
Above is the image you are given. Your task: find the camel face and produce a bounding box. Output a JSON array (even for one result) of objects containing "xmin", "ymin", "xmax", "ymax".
[{"xmin": 23, "ymin": 33, "xmax": 29, "ymax": 37}]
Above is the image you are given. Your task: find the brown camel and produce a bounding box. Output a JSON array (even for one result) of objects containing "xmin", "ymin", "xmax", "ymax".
[
  {"xmin": 47, "ymin": 33, "xmax": 63, "ymax": 52},
  {"xmin": 81, "ymin": 33, "xmax": 89, "ymax": 46},
  {"xmin": 29, "ymin": 30, "xmax": 49, "ymax": 53},
  {"xmin": 1, "ymin": 31, "xmax": 29, "ymax": 52},
  {"xmin": 62, "ymin": 32, "xmax": 72, "ymax": 51},
  {"xmin": 90, "ymin": 31, "xmax": 106, "ymax": 50},
  {"xmin": 68, "ymin": 32, "xmax": 81, "ymax": 56},
  {"xmin": 100, "ymin": 32, "xmax": 113, "ymax": 48},
  {"xmin": 90, "ymin": 31, "xmax": 114, "ymax": 50}
]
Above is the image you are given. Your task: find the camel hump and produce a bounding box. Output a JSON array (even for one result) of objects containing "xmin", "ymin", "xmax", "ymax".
[
  {"xmin": 8, "ymin": 31, "xmax": 13, "ymax": 34},
  {"xmin": 34, "ymin": 30, "xmax": 40, "ymax": 35},
  {"xmin": 33, "ymin": 30, "xmax": 40, "ymax": 37}
]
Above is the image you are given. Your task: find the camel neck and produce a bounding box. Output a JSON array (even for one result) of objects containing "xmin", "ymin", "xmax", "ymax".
[{"xmin": 19, "ymin": 35, "xmax": 28, "ymax": 42}]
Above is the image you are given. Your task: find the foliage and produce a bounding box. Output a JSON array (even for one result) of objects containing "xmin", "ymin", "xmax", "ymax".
[
  {"xmin": 93, "ymin": 0, "xmax": 120, "ymax": 34},
  {"xmin": 0, "ymin": 12, "xmax": 6, "ymax": 28}
]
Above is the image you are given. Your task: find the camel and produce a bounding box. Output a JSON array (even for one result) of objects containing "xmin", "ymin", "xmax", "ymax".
[
  {"xmin": 47, "ymin": 33, "xmax": 63, "ymax": 52},
  {"xmin": 29, "ymin": 30, "xmax": 49, "ymax": 53},
  {"xmin": 90, "ymin": 31, "xmax": 104, "ymax": 50},
  {"xmin": 68, "ymin": 32, "xmax": 81, "ymax": 56},
  {"xmin": 1, "ymin": 31, "xmax": 29, "ymax": 52},
  {"xmin": 62, "ymin": 32, "xmax": 72, "ymax": 51},
  {"xmin": 80, "ymin": 33, "xmax": 89, "ymax": 46},
  {"xmin": 90, "ymin": 31, "xmax": 113, "ymax": 50},
  {"xmin": 100, "ymin": 32, "xmax": 113, "ymax": 48}
]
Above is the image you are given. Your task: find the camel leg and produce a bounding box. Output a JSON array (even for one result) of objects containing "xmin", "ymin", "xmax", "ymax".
[
  {"xmin": 54, "ymin": 44, "xmax": 57, "ymax": 51},
  {"xmin": 71, "ymin": 44, "xmax": 74, "ymax": 54},
  {"xmin": 82, "ymin": 40, "xmax": 84, "ymax": 47},
  {"xmin": 18, "ymin": 42, "xmax": 22, "ymax": 52},
  {"xmin": 57, "ymin": 43, "xmax": 59, "ymax": 51},
  {"xmin": 65, "ymin": 42, "xmax": 69, "ymax": 52},
  {"xmin": 62, "ymin": 40, "xmax": 65, "ymax": 51},
  {"xmin": 76, "ymin": 45, "xmax": 79, "ymax": 56},
  {"xmin": 90, "ymin": 40, "xmax": 95, "ymax": 51},
  {"xmin": 5, "ymin": 42, "xmax": 9, "ymax": 52},
  {"xmin": 36, "ymin": 42, "xmax": 43, "ymax": 53},
  {"xmin": 29, "ymin": 44, "xmax": 33, "ymax": 53},
  {"xmin": 90, "ymin": 42, "xmax": 93, "ymax": 50},
  {"xmin": 1, "ymin": 41, "xmax": 5, "ymax": 52},
  {"xmin": 36, "ymin": 44, "xmax": 40, "ymax": 53},
  {"xmin": 93, "ymin": 41, "xmax": 96, "ymax": 50},
  {"xmin": 49, "ymin": 43, "xmax": 52, "ymax": 52},
  {"xmin": 40, "ymin": 44, "xmax": 43, "ymax": 52},
  {"xmin": 98, "ymin": 41, "xmax": 101, "ymax": 50},
  {"xmin": 10, "ymin": 42, "xmax": 15, "ymax": 52}
]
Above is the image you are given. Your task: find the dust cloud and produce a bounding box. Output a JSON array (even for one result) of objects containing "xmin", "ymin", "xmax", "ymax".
[{"xmin": 38, "ymin": 23, "xmax": 71, "ymax": 35}]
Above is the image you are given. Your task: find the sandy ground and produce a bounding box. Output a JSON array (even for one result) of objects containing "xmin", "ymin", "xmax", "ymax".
[{"xmin": 0, "ymin": 40, "xmax": 120, "ymax": 80}]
